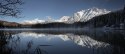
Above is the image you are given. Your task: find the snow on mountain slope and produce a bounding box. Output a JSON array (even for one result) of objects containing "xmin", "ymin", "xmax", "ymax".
[
  {"xmin": 67, "ymin": 7, "xmax": 111, "ymax": 23},
  {"xmin": 60, "ymin": 16, "xmax": 71, "ymax": 22},
  {"xmin": 68, "ymin": 35, "xmax": 109, "ymax": 48},
  {"xmin": 22, "ymin": 7, "xmax": 111, "ymax": 24}
]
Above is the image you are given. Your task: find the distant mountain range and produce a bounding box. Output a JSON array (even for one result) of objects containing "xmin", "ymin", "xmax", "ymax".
[
  {"xmin": 22, "ymin": 7, "xmax": 110, "ymax": 24},
  {"xmin": 0, "ymin": 7, "xmax": 125, "ymax": 29},
  {"xmin": 61, "ymin": 7, "xmax": 110, "ymax": 23},
  {"xmin": 0, "ymin": 20, "xmax": 21, "ymax": 28}
]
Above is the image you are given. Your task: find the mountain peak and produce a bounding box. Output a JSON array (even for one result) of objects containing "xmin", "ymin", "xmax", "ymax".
[
  {"xmin": 22, "ymin": 7, "xmax": 111, "ymax": 24},
  {"xmin": 74, "ymin": 7, "xmax": 111, "ymax": 22},
  {"xmin": 60, "ymin": 16, "xmax": 70, "ymax": 22}
]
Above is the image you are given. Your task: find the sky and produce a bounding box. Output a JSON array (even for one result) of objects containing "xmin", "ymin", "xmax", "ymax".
[{"xmin": 0, "ymin": 0, "xmax": 125, "ymax": 23}]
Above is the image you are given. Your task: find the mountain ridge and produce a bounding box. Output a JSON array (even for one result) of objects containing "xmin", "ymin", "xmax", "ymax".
[{"xmin": 22, "ymin": 7, "xmax": 110, "ymax": 24}]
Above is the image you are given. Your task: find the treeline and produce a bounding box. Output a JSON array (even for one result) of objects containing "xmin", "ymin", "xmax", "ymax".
[
  {"xmin": 85, "ymin": 8, "xmax": 125, "ymax": 29},
  {"xmin": 31, "ymin": 22, "xmax": 85, "ymax": 28},
  {"xmin": 0, "ymin": 6, "xmax": 125, "ymax": 29},
  {"xmin": 0, "ymin": 21, "xmax": 21, "ymax": 28},
  {"xmin": 0, "ymin": 24, "xmax": 22, "ymax": 28}
]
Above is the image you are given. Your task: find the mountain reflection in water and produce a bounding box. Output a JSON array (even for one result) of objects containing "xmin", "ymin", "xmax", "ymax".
[{"xmin": 0, "ymin": 29, "xmax": 125, "ymax": 54}]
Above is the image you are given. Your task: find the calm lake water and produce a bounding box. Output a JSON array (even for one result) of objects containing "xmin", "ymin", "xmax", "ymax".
[{"xmin": 0, "ymin": 29, "xmax": 125, "ymax": 54}]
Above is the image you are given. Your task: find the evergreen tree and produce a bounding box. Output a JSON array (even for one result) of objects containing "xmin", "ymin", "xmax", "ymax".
[
  {"xmin": 124, "ymin": 5, "xmax": 125, "ymax": 10},
  {"xmin": 123, "ymin": 5, "xmax": 125, "ymax": 13}
]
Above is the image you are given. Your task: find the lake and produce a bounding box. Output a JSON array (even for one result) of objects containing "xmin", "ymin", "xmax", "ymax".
[{"xmin": 0, "ymin": 29, "xmax": 125, "ymax": 54}]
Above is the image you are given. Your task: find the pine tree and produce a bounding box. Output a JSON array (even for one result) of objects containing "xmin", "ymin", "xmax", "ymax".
[
  {"xmin": 123, "ymin": 5, "xmax": 125, "ymax": 14},
  {"xmin": 124, "ymin": 5, "xmax": 125, "ymax": 10}
]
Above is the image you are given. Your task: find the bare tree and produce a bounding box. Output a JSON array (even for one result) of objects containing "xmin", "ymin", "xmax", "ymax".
[{"xmin": 0, "ymin": 0, "xmax": 23, "ymax": 17}]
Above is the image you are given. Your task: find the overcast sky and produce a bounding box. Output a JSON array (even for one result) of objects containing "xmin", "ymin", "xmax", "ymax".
[{"xmin": 1, "ymin": 0, "xmax": 125, "ymax": 22}]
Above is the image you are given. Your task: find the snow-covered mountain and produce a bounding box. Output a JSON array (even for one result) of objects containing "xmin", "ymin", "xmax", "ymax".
[
  {"xmin": 59, "ymin": 16, "xmax": 71, "ymax": 22},
  {"xmin": 62, "ymin": 7, "xmax": 111, "ymax": 23},
  {"xmin": 22, "ymin": 7, "xmax": 111, "ymax": 24}
]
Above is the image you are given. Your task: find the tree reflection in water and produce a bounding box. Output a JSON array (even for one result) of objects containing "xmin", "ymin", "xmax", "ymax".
[
  {"xmin": 0, "ymin": 31, "xmax": 13, "ymax": 54},
  {"xmin": 0, "ymin": 30, "xmax": 51, "ymax": 54}
]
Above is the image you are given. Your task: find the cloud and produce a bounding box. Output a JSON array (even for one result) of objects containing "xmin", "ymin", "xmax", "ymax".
[
  {"xmin": 22, "ymin": 18, "xmax": 63, "ymax": 24},
  {"xmin": 21, "ymin": 16, "xmax": 72, "ymax": 24},
  {"xmin": 22, "ymin": 18, "xmax": 45, "ymax": 24}
]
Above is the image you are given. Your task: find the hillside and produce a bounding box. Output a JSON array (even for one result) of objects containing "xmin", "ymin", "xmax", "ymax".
[
  {"xmin": 0, "ymin": 20, "xmax": 21, "ymax": 28},
  {"xmin": 84, "ymin": 7, "xmax": 125, "ymax": 29}
]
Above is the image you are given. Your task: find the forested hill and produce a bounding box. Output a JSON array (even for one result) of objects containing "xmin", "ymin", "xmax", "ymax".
[
  {"xmin": 84, "ymin": 8, "xmax": 125, "ymax": 29},
  {"xmin": 0, "ymin": 20, "xmax": 21, "ymax": 28}
]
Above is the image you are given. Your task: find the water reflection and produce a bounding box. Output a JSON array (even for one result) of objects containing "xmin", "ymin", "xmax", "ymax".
[{"xmin": 0, "ymin": 30, "xmax": 125, "ymax": 54}]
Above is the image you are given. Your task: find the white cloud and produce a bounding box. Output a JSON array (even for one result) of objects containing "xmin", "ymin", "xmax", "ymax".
[
  {"xmin": 21, "ymin": 17, "xmax": 65, "ymax": 24},
  {"xmin": 22, "ymin": 18, "xmax": 45, "ymax": 24}
]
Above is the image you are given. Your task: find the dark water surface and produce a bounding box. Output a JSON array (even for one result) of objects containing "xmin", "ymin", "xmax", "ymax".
[{"xmin": 0, "ymin": 29, "xmax": 125, "ymax": 54}]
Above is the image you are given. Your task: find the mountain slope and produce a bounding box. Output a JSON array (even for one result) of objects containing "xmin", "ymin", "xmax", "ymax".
[
  {"xmin": 62, "ymin": 7, "xmax": 110, "ymax": 23},
  {"xmin": 22, "ymin": 7, "xmax": 110, "ymax": 24},
  {"xmin": 0, "ymin": 20, "xmax": 21, "ymax": 28},
  {"xmin": 84, "ymin": 8, "xmax": 125, "ymax": 29}
]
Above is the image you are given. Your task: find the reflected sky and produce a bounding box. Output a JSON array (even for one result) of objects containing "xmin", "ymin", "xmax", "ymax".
[
  {"xmin": 16, "ymin": 32, "xmax": 109, "ymax": 47},
  {"xmin": 8, "ymin": 32, "xmax": 110, "ymax": 54},
  {"xmin": 0, "ymin": 30, "xmax": 125, "ymax": 54}
]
